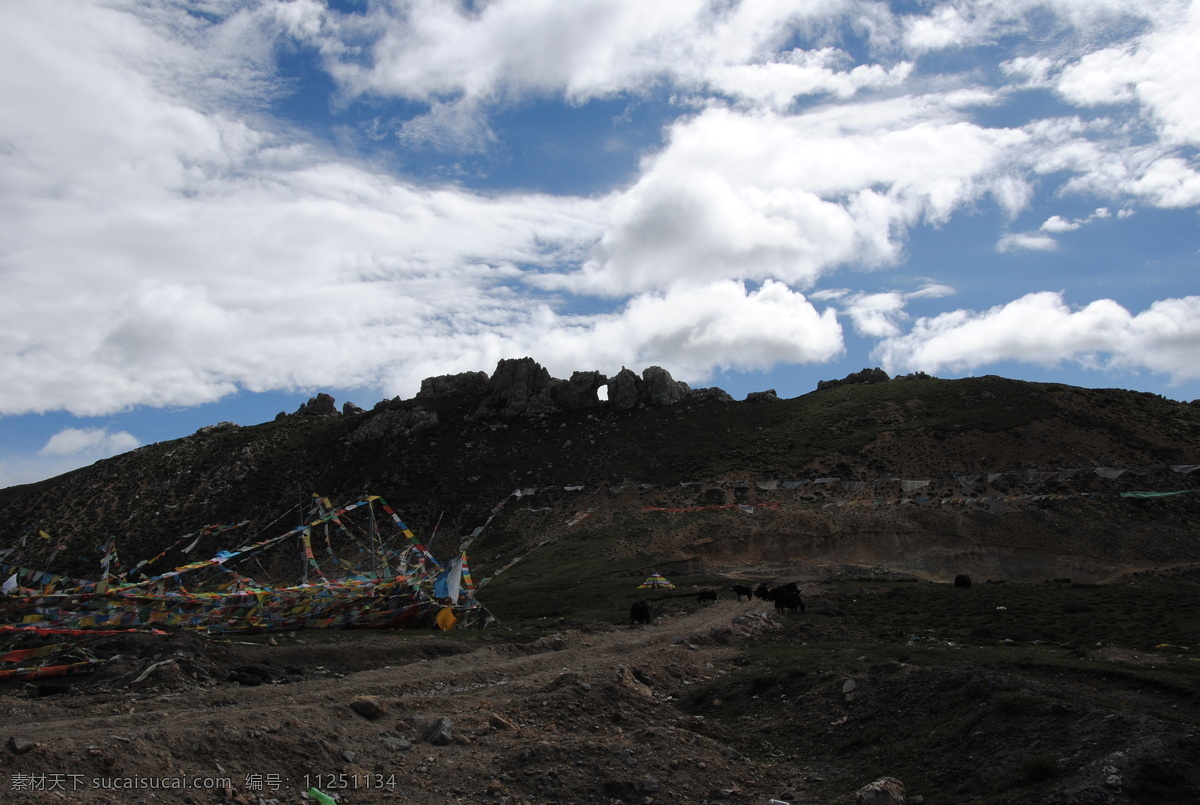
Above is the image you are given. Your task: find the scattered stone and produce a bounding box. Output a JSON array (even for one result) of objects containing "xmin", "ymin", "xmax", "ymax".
[
  {"xmin": 380, "ymin": 736, "xmax": 412, "ymax": 753},
  {"xmin": 615, "ymin": 666, "xmax": 654, "ymax": 698},
  {"xmin": 488, "ymin": 713, "xmax": 518, "ymax": 731},
  {"xmin": 421, "ymin": 717, "xmax": 454, "ymax": 746},
  {"xmin": 350, "ymin": 695, "xmax": 387, "ymax": 720},
  {"xmin": 856, "ymin": 776, "xmax": 905, "ymax": 805},
  {"xmin": 7, "ymin": 736, "xmax": 35, "ymax": 754}
]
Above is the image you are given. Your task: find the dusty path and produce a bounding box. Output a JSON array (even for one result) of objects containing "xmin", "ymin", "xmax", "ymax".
[{"xmin": 1, "ymin": 601, "xmax": 789, "ymax": 805}]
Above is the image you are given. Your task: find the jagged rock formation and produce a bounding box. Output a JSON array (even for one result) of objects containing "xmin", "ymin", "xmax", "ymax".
[
  {"xmin": 412, "ymin": 358, "xmax": 697, "ymax": 418},
  {"xmin": 551, "ymin": 371, "xmax": 608, "ymax": 411},
  {"xmin": 745, "ymin": 389, "xmax": 779, "ymax": 402},
  {"xmin": 640, "ymin": 365, "xmax": 691, "ymax": 407},
  {"xmin": 295, "ymin": 392, "xmax": 340, "ymax": 416},
  {"xmin": 280, "ymin": 359, "xmax": 700, "ymax": 422},
  {"xmin": 606, "ymin": 365, "xmax": 691, "ymax": 410},
  {"xmin": 474, "ymin": 357, "xmax": 560, "ymax": 418},
  {"xmin": 606, "ymin": 367, "xmax": 641, "ymax": 410},
  {"xmin": 417, "ymin": 371, "xmax": 490, "ymax": 400},
  {"xmin": 691, "ymin": 387, "xmax": 735, "ymax": 403},
  {"xmin": 817, "ymin": 367, "xmax": 891, "ymax": 391}
]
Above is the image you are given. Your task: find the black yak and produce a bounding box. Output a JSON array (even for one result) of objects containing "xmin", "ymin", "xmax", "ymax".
[
  {"xmin": 697, "ymin": 590, "xmax": 718, "ymax": 603},
  {"xmin": 732, "ymin": 584, "xmax": 753, "ymax": 601},
  {"xmin": 774, "ymin": 592, "xmax": 805, "ymax": 614},
  {"xmin": 630, "ymin": 600, "xmax": 652, "ymax": 624},
  {"xmin": 954, "ymin": 574, "xmax": 973, "ymax": 589}
]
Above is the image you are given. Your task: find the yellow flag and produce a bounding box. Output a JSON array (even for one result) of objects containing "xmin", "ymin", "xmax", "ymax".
[{"xmin": 436, "ymin": 607, "xmax": 457, "ymax": 631}]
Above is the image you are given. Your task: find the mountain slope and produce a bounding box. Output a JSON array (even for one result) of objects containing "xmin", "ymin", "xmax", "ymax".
[{"xmin": 1, "ymin": 372, "xmax": 1198, "ymax": 587}]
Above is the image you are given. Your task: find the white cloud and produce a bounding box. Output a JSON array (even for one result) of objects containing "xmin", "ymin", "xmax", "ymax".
[
  {"xmin": 1040, "ymin": 215, "xmax": 1080, "ymax": 232},
  {"xmin": 843, "ymin": 292, "xmax": 909, "ymax": 338},
  {"xmin": 40, "ymin": 427, "xmax": 140, "ymax": 458},
  {"xmin": 313, "ymin": 0, "xmax": 862, "ymax": 108},
  {"xmin": 555, "ymin": 100, "xmax": 1030, "ymax": 295},
  {"xmin": 1040, "ymin": 207, "xmax": 1114, "ymax": 233},
  {"xmin": 0, "ymin": 427, "xmax": 138, "ymax": 489},
  {"xmin": 997, "ymin": 232, "xmax": 1059, "ymax": 252},
  {"xmin": 874, "ymin": 291, "xmax": 1200, "ymax": 382},
  {"xmin": 1055, "ymin": 2, "xmax": 1200, "ymax": 146},
  {"xmin": 705, "ymin": 50, "xmax": 914, "ymax": 110},
  {"xmin": 901, "ymin": 0, "xmax": 1171, "ymax": 55},
  {"xmin": 536, "ymin": 280, "xmax": 846, "ymax": 384}
]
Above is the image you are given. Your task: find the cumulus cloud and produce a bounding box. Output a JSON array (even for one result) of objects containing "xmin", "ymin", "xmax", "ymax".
[
  {"xmin": 874, "ymin": 292, "xmax": 1200, "ymax": 382},
  {"xmin": 556, "ymin": 100, "xmax": 1030, "ymax": 295},
  {"xmin": 310, "ymin": 0, "xmax": 865, "ymax": 107},
  {"xmin": 843, "ymin": 293, "xmax": 909, "ymax": 338},
  {"xmin": 1055, "ymin": 2, "xmax": 1200, "ymax": 146},
  {"xmin": 40, "ymin": 427, "xmax": 140, "ymax": 458}
]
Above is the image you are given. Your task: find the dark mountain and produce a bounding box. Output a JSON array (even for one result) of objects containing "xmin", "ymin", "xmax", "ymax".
[{"xmin": 2, "ymin": 359, "xmax": 1198, "ymax": 588}]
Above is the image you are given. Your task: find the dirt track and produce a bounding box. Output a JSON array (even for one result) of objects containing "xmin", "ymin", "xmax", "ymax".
[{"xmin": 1, "ymin": 601, "xmax": 804, "ymax": 805}]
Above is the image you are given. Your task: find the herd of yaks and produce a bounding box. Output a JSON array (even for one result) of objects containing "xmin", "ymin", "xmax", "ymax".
[{"xmin": 630, "ymin": 581, "xmax": 805, "ymax": 624}]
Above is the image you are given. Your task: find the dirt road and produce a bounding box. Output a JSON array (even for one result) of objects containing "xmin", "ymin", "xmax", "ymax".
[{"xmin": 2, "ymin": 601, "xmax": 803, "ymax": 805}]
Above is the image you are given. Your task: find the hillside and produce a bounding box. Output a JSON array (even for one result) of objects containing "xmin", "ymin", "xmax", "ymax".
[{"xmin": 1, "ymin": 364, "xmax": 1198, "ymax": 589}]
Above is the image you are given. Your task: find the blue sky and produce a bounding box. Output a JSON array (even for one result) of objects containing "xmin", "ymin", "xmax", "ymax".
[{"xmin": 1, "ymin": 0, "xmax": 1198, "ymax": 488}]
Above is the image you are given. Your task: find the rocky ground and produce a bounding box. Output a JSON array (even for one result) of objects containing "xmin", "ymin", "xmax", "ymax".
[{"xmin": 3, "ymin": 587, "xmax": 1200, "ymax": 805}]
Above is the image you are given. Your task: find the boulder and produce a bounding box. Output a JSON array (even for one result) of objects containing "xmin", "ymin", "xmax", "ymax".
[
  {"xmin": 607, "ymin": 368, "xmax": 643, "ymax": 410},
  {"xmin": 641, "ymin": 366, "xmax": 690, "ymax": 406},
  {"xmin": 745, "ymin": 389, "xmax": 779, "ymax": 402},
  {"xmin": 350, "ymin": 695, "xmax": 387, "ymax": 720},
  {"xmin": 342, "ymin": 401, "xmax": 364, "ymax": 416}
]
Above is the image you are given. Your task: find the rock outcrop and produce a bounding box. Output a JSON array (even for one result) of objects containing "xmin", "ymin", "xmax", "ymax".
[
  {"xmin": 474, "ymin": 357, "xmax": 559, "ymax": 418},
  {"xmin": 641, "ymin": 366, "xmax": 690, "ymax": 407},
  {"xmin": 469, "ymin": 358, "xmax": 696, "ymax": 417},
  {"xmin": 550, "ymin": 371, "xmax": 609, "ymax": 410},
  {"xmin": 745, "ymin": 389, "xmax": 779, "ymax": 402},
  {"xmin": 417, "ymin": 371, "xmax": 490, "ymax": 400},
  {"xmin": 607, "ymin": 367, "xmax": 642, "ymax": 410},
  {"xmin": 295, "ymin": 392, "xmax": 340, "ymax": 416},
  {"xmin": 818, "ymin": 367, "xmax": 891, "ymax": 391}
]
